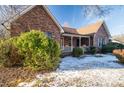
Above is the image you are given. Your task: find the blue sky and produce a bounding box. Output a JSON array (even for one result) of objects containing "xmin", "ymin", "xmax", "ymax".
[{"xmin": 48, "ymin": 5, "xmax": 124, "ymax": 36}]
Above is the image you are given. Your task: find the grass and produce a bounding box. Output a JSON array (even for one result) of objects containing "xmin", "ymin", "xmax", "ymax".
[
  {"xmin": 0, "ymin": 66, "xmax": 52, "ymax": 87},
  {"xmin": 0, "ymin": 67, "xmax": 36, "ymax": 86}
]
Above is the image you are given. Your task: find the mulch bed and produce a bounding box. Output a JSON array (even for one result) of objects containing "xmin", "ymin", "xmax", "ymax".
[{"xmin": 0, "ymin": 66, "xmax": 50, "ymax": 87}]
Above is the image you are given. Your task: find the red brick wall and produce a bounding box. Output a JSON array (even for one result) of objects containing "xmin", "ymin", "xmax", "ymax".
[
  {"xmin": 94, "ymin": 24, "xmax": 109, "ymax": 47},
  {"xmin": 62, "ymin": 36, "xmax": 78, "ymax": 47},
  {"xmin": 10, "ymin": 6, "xmax": 61, "ymax": 42},
  {"xmin": 81, "ymin": 37, "xmax": 89, "ymax": 46},
  {"xmin": 63, "ymin": 36, "xmax": 71, "ymax": 46}
]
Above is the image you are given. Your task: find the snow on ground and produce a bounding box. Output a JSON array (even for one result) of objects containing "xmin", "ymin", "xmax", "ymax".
[
  {"xmin": 57, "ymin": 54, "xmax": 123, "ymax": 71},
  {"xmin": 18, "ymin": 54, "xmax": 124, "ymax": 87}
]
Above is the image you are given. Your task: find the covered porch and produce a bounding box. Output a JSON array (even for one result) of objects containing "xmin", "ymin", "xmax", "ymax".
[{"xmin": 61, "ymin": 33, "xmax": 93, "ymax": 53}]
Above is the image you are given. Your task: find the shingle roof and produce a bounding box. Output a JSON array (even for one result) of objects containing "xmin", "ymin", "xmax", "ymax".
[
  {"xmin": 77, "ymin": 21, "xmax": 103, "ymax": 35},
  {"xmin": 62, "ymin": 27, "xmax": 78, "ymax": 34},
  {"xmin": 63, "ymin": 21, "xmax": 103, "ymax": 35}
]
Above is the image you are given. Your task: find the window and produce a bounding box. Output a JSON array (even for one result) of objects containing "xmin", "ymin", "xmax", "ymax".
[
  {"xmin": 45, "ymin": 32, "xmax": 52, "ymax": 38},
  {"xmin": 98, "ymin": 38, "xmax": 100, "ymax": 47},
  {"xmin": 102, "ymin": 38, "xmax": 105, "ymax": 45},
  {"xmin": 98, "ymin": 37, "xmax": 105, "ymax": 47}
]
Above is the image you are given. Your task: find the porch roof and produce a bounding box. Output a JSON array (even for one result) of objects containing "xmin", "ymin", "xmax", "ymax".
[
  {"xmin": 63, "ymin": 27, "xmax": 78, "ymax": 34},
  {"xmin": 62, "ymin": 26, "xmax": 95, "ymax": 37},
  {"xmin": 62, "ymin": 21, "xmax": 104, "ymax": 36}
]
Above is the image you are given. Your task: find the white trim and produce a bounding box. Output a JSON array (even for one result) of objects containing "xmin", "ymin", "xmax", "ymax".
[
  {"xmin": 71, "ymin": 36, "xmax": 73, "ymax": 51},
  {"xmin": 61, "ymin": 37, "xmax": 64, "ymax": 50},
  {"xmin": 63, "ymin": 37, "xmax": 64, "ymax": 50},
  {"xmin": 93, "ymin": 34, "xmax": 96, "ymax": 46},
  {"xmin": 111, "ymin": 39, "xmax": 124, "ymax": 45},
  {"xmin": 62, "ymin": 33, "xmax": 90, "ymax": 38}
]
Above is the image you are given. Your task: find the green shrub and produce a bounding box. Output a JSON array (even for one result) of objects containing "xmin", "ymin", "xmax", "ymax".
[
  {"xmin": 0, "ymin": 30, "xmax": 61, "ymax": 71},
  {"xmin": 102, "ymin": 45, "xmax": 113, "ymax": 53},
  {"xmin": 47, "ymin": 38, "xmax": 61, "ymax": 69},
  {"xmin": 90, "ymin": 46, "xmax": 97, "ymax": 54},
  {"xmin": 13, "ymin": 30, "xmax": 60, "ymax": 70},
  {"xmin": 0, "ymin": 39, "xmax": 23, "ymax": 67},
  {"xmin": 101, "ymin": 42, "xmax": 124, "ymax": 53},
  {"xmin": 72, "ymin": 47, "xmax": 83, "ymax": 57}
]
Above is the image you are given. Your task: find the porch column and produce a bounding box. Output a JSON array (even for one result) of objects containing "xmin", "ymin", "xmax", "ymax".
[
  {"xmin": 71, "ymin": 36, "xmax": 73, "ymax": 51},
  {"xmin": 62, "ymin": 37, "xmax": 64, "ymax": 50},
  {"xmin": 88, "ymin": 36, "xmax": 90, "ymax": 47},
  {"xmin": 79, "ymin": 37, "xmax": 81, "ymax": 48}
]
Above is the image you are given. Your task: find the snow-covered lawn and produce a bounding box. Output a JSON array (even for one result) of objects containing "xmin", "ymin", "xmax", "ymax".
[
  {"xmin": 18, "ymin": 54, "xmax": 124, "ymax": 87},
  {"xmin": 58, "ymin": 54, "xmax": 124, "ymax": 71}
]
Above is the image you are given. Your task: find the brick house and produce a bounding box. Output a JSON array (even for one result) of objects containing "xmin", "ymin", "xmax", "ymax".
[
  {"xmin": 2, "ymin": 5, "xmax": 111, "ymax": 53},
  {"xmin": 62, "ymin": 21, "xmax": 111, "ymax": 52}
]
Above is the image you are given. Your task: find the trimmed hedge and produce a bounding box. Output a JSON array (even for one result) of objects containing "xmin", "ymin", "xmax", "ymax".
[
  {"xmin": 72, "ymin": 47, "xmax": 84, "ymax": 57},
  {"xmin": 0, "ymin": 30, "xmax": 61, "ymax": 71},
  {"xmin": 90, "ymin": 46, "xmax": 97, "ymax": 54},
  {"xmin": 101, "ymin": 42, "xmax": 124, "ymax": 53}
]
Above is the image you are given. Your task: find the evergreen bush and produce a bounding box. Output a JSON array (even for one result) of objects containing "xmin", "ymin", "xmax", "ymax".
[
  {"xmin": 90, "ymin": 46, "xmax": 97, "ymax": 54},
  {"xmin": 72, "ymin": 47, "xmax": 84, "ymax": 57},
  {"xmin": 0, "ymin": 39, "xmax": 23, "ymax": 67},
  {"xmin": 0, "ymin": 30, "xmax": 61, "ymax": 71}
]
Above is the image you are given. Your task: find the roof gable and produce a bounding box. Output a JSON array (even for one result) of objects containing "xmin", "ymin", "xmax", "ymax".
[
  {"xmin": 3, "ymin": 5, "xmax": 64, "ymax": 33},
  {"xmin": 77, "ymin": 21, "xmax": 103, "ymax": 35},
  {"xmin": 101, "ymin": 21, "xmax": 111, "ymax": 37}
]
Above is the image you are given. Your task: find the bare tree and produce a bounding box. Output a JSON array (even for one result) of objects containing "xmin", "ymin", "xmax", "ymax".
[
  {"xmin": 0, "ymin": 5, "xmax": 121, "ymax": 38},
  {"xmin": 81, "ymin": 5, "xmax": 113, "ymax": 18},
  {"xmin": 0, "ymin": 5, "xmax": 29, "ymax": 23},
  {"xmin": 113, "ymin": 34, "xmax": 124, "ymax": 44},
  {"xmin": 0, "ymin": 5, "xmax": 29, "ymax": 38}
]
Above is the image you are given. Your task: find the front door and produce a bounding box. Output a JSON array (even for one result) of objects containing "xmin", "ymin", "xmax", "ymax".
[{"xmin": 76, "ymin": 38, "xmax": 79, "ymax": 47}]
